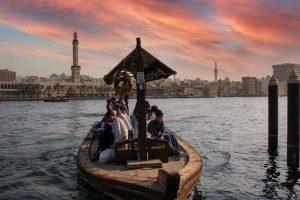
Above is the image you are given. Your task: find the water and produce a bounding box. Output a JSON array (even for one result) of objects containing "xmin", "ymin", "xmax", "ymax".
[{"xmin": 0, "ymin": 97, "xmax": 299, "ymax": 199}]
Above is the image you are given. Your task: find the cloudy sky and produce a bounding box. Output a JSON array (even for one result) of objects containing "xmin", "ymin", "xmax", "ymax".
[{"xmin": 0, "ymin": 0, "xmax": 299, "ymax": 81}]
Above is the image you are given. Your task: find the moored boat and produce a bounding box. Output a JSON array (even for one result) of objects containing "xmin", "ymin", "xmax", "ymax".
[{"xmin": 44, "ymin": 97, "xmax": 69, "ymax": 102}]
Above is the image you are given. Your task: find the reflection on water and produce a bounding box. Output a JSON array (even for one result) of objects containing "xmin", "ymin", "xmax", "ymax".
[
  {"xmin": 190, "ymin": 185, "xmax": 204, "ymax": 200},
  {"xmin": 262, "ymin": 151, "xmax": 280, "ymax": 199},
  {"xmin": 263, "ymin": 150, "xmax": 300, "ymax": 200},
  {"xmin": 283, "ymin": 167, "xmax": 300, "ymax": 199}
]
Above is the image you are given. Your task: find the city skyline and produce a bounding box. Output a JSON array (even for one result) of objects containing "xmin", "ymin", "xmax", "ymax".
[{"xmin": 0, "ymin": 1, "xmax": 300, "ymax": 81}]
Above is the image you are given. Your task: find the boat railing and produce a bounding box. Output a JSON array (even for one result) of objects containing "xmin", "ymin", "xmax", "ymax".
[{"xmin": 114, "ymin": 138, "xmax": 169, "ymax": 164}]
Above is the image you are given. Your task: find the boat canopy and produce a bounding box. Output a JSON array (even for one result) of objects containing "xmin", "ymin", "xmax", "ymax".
[{"xmin": 103, "ymin": 47, "xmax": 177, "ymax": 85}]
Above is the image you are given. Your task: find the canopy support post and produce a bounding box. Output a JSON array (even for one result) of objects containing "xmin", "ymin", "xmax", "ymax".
[{"xmin": 136, "ymin": 38, "xmax": 147, "ymax": 161}]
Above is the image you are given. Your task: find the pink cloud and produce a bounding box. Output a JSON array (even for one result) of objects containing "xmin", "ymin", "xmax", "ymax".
[{"xmin": 0, "ymin": 0, "xmax": 300, "ymax": 80}]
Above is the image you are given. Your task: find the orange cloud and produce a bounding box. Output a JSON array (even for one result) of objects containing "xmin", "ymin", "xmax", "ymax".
[{"xmin": 0, "ymin": 0, "xmax": 300, "ymax": 80}]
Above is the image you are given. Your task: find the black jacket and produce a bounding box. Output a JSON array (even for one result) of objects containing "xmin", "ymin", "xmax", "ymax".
[{"xmin": 147, "ymin": 119, "xmax": 165, "ymax": 139}]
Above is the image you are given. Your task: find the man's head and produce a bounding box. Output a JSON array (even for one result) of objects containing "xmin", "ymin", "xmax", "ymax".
[
  {"xmin": 146, "ymin": 109, "xmax": 152, "ymax": 120},
  {"xmin": 151, "ymin": 105, "xmax": 158, "ymax": 113},
  {"xmin": 155, "ymin": 110, "xmax": 163, "ymax": 123},
  {"xmin": 111, "ymin": 97, "xmax": 116, "ymax": 103},
  {"xmin": 120, "ymin": 105, "xmax": 127, "ymax": 114},
  {"xmin": 106, "ymin": 102, "xmax": 113, "ymax": 111},
  {"xmin": 114, "ymin": 105, "xmax": 122, "ymax": 115},
  {"xmin": 145, "ymin": 101, "xmax": 150, "ymax": 110},
  {"xmin": 105, "ymin": 110, "xmax": 116, "ymax": 122}
]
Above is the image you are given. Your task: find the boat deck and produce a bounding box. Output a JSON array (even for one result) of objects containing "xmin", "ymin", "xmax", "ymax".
[{"xmin": 92, "ymin": 156, "xmax": 187, "ymax": 181}]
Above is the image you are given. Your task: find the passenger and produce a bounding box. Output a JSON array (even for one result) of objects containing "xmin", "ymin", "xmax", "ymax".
[
  {"xmin": 150, "ymin": 105, "xmax": 158, "ymax": 121},
  {"xmin": 134, "ymin": 111, "xmax": 151, "ymax": 139},
  {"xmin": 99, "ymin": 113, "xmax": 109, "ymax": 128},
  {"xmin": 120, "ymin": 105, "xmax": 135, "ymax": 138},
  {"xmin": 106, "ymin": 98, "xmax": 112, "ymax": 104},
  {"xmin": 130, "ymin": 108, "xmax": 138, "ymax": 129},
  {"xmin": 106, "ymin": 102, "xmax": 113, "ymax": 111},
  {"xmin": 115, "ymin": 105, "xmax": 134, "ymax": 138},
  {"xmin": 145, "ymin": 100, "xmax": 151, "ymax": 111},
  {"xmin": 106, "ymin": 110, "xmax": 128, "ymax": 144},
  {"xmin": 110, "ymin": 97, "xmax": 116, "ymax": 109},
  {"xmin": 146, "ymin": 109, "xmax": 152, "ymax": 123},
  {"xmin": 148, "ymin": 109, "xmax": 165, "ymax": 139},
  {"xmin": 98, "ymin": 123, "xmax": 115, "ymax": 151},
  {"xmin": 148, "ymin": 110, "xmax": 182, "ymax": 157},
  {"xmin": 124, "ymin": 95, "xmax": 130, "ymax": 114}
]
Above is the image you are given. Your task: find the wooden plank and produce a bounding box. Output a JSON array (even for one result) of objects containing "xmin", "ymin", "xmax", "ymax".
[{"xmin": 127, "ymin": 159, "xmax": 162, "ymax": 170}]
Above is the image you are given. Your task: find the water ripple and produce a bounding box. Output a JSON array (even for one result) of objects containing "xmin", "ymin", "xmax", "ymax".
[{"xmin": 0, "ymin": 97, "xmax": 299, "ymax": 199}]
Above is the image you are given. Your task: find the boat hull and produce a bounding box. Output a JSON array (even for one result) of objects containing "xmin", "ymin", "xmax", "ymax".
[{"xmin": 77, "ymin": 129, "xmax": 202, "ymax": 200}]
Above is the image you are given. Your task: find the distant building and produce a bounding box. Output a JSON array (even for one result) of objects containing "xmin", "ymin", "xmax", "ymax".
[
  {"xmin": 242, "ymin": 76, "xmax": 259, "ymax": 96},
  {"xmin": 260, "ymin": 76, "xmax": 271, "ymax": 96},
  {"xmin": 28, "ymin": 76, "xmax": 39, "ymax": 82},
  {"xmin": 272, "ymin": 63, "xmax": 300, "ymax": 96},
  {"xmin": 0, "ymin": 69, "xmax": 16, "ymax": 82}
]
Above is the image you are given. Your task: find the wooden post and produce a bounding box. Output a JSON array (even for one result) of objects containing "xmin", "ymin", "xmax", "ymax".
[
  {"xmin": 287, "ymin": 70, "xmax": 300, "ymax": 167},
  {"xmin": 268, "ymin": 75, "xmax": 278, "ymax": 152},
  {"xmin": 135, "ymin": 38, "xmax": 147, "ymax": 161}
]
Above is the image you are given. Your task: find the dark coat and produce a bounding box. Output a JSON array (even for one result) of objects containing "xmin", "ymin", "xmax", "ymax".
[{"xmin": 147, "ymin": 119, "xmax": 165, "ymax": 139}]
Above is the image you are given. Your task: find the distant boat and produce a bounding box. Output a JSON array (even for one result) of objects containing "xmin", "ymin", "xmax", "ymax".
[
  {"xmin": 44, "ymin": 97, "xmax": 69, "ymax": 102},
  {"xmin": 77, "ymin": 38, "xmax": 202, "ymax": 199}
]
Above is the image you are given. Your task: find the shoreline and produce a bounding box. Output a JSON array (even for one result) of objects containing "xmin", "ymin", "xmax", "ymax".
[{"xmin": 0, "ymin": 96, "xmax": 269, "ymax": 101}]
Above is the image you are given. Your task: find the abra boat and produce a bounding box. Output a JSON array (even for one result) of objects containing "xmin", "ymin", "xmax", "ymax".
[
  {"xmin": 77, "ymin": 38, "xmax": 202, "ymax": 200},
  {"xmin": 77, "ymin": 128, "xmax": 202, "ymax": 200}
]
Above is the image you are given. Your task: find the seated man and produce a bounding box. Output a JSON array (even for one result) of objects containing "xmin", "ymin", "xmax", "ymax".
[
  {"xmin": 115, "ymin": 104, "xmax": 135, "ymax": 139},
  {"xmin": 106, "ymin": 110, "xmax": 128, "ymax": 144},
  {"xmin": 148, "ymin": 110, "xmax": 182, "ymax": 157}
]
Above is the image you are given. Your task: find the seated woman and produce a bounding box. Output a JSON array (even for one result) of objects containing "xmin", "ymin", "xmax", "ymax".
[{"xmin": 147, "ymin": 110, "xmax": 182, "ymax": 157}]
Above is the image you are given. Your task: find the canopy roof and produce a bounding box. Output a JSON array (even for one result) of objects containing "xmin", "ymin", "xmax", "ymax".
[{"xmin": 103, "ymin": 47, "xmax": 177, "ymax": 85}]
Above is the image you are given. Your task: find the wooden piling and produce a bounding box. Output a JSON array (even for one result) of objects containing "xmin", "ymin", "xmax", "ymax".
[
  {"xmin": 287, "ymin": 70, "xmax": 300, "ymax": 167},
  {"xmin": 268, "ymin": 75, "xmax": 278, "ymax": 152}
]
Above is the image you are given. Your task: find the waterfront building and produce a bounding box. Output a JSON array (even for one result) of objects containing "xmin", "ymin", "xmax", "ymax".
[
  {"xmin": 260, "ymin": 76, "xmax": 271, "ymax": 96},
  {"xmin": 0, "ymin": 69, "xmax": 16, "ymax": 82},
  {"xmin": 272, "ymin": 63, "xmax": 300, "ymax": 96},
  {"xmin": 0, "ymin": 32, "xmax": 113, "ymax": 99},
  {"xmin": 242, "ymin": 76, "xmax": 259, "ymax": 96}
]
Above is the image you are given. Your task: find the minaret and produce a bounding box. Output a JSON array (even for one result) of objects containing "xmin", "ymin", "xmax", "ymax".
[
  {"xmin": 71, "ymin": 32, "xmax": 81, "ymax": 83},
  {"xmin": 214, "ymin": 61, "xmax": 218, "ymax": 82}
]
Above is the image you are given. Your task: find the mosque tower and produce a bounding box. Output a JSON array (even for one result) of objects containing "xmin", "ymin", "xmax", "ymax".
[
  {"xmin": 214, "ymin": 61, "xmax": 218, "ymax": 82},
  {"xmin": 71, "ymin": 32, "xmax": 81, "ymax": 83}
]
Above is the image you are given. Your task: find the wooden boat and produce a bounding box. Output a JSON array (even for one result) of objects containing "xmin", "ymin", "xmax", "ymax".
[
  {"xmin": 77, "ymin": 38, "xmax": 202, "ymax": 199},
  {"xmin": 77, "ymin": 127, "xmax": 202, "ymax": 200},
  {"xmin": 44, "ymin": 97, "xmax": 69, "ymax": 102}
]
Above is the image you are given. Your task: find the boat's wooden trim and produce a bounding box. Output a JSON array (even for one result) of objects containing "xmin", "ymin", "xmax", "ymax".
[
  {"xmin": 77, "ymin": 129, "xmax": 202, "ymax": 200},
  {"xmin": 176, "ymin": 135, "xmax": 202, "ymax": 200}
]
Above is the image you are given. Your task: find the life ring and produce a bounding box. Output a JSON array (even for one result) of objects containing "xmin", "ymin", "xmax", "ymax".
[{"xmin": 114, "ymin": 75, "xmax": 133, "ymax": 96}]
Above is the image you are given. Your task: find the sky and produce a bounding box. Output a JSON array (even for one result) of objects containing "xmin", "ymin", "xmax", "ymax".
[{"xmin": 0, "ymin": 0, "xmax": 300, "ymax": 81}]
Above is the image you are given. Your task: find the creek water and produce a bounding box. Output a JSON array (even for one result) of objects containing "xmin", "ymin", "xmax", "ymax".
[{"xmin": 0, "ymin": 97, "xmax": 299, "ymax": 199}]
